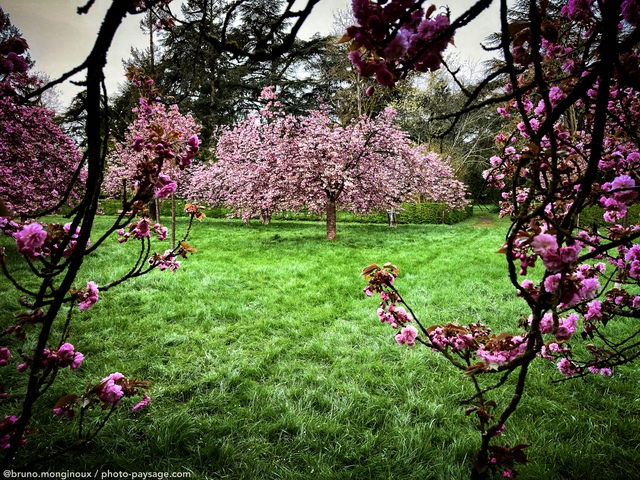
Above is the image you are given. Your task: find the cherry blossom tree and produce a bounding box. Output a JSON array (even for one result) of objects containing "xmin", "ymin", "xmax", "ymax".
[
  {"xmin": 183, "ymin": 86, "xmax": 468, "ymax": 240},
  {"xmin": 353, "ymin": 0, "xmax": 640, "ymax": 478},
  {"xmin": 0, "ymin": 9, "xmax": 85, "ymax": 217},
  {"xmin": 103, "ymin": 67, "xmax": 201, "ymax": 245}
]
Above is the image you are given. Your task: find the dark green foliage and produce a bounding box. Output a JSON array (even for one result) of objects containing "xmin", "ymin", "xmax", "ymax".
[{"xmin": 106, "ymin": 0, "xmax": 332, "ymax": 150}]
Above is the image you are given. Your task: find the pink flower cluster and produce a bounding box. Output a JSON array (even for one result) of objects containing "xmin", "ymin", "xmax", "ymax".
[
  {"xmin": 476, "ymin": 335, "xmax": 527, "ymax": 371},
  {"xmin": 56, "ymin": 343, "xmax": 84, "ymax": 370},
  {"xmin": 0, "ymin": 34, "xmax": 28, "ymax": 75},
  {"xmin": 600, "ymin": 174, "xmax": 638, "ymax": 223},
  {"xmin": 14, "ymin": 222, "xmax": 47, "ymax": 260},
  {"xmin": 531, "ymin": 233, "xmax": 582, "ymax": 273},
  {"xmin": 428, "ymin": 324, "xmax": 479, "ymax": 352},
  {"xmin": 0, "ymin": 416, "xmax": 25, "ymax": 450},
  {"xmin": 541, "ymin": 338, "xmax": 614, "ymax": 378},
  {"xmin": 362, "ymin": 263, "xmax": 420, "ymax": 347},
  {"xmin": 102, "ymin": 91, "xmax": 201, "ymax": 207},
  {"xmin": 537, "ymin": 313, "xmax": 578, "ymax": 341},
  {"xmin": 62, "ymin": 222, "xmax": 90, "ymax": 258},
  {"xmin": 54, "ymin": 372, "xmax": 152, "ymax": 418},
  {"xmin": 78, "ymin": 281, "xmax": 99, "ymax": 311},
  {"xmin": 11, "ymin": 221, "xmax": 90, "ymax": 262},
  {"xmin": 395, "ymin": 325, "xmax": 418, "ymax": 346},
  {"xmin": 153, "ymin": 173, "xmax": 177, "ymax": 200},
  {"xmin": 148, "ymin": 249, "xmax": 181, "ymax": 272},
  {"xmin": 17, "ymin": 343, "xmax": 83, "ymax": 373},
  {"xmin": 99, "ymin": 372, "xmax": 125, "ymax": 408},
  {"xmin": 117, "ymin": 217, "xmax": 167, "ymax": 243},
  {"xmin": 347, "ymin": 0, "xmax": 453, "ymax": 87}
]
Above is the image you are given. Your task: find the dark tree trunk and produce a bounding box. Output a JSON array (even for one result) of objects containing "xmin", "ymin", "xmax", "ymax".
[{"xmin": 326, "ymin": 196, "xmax": 337, "ymax": 240}]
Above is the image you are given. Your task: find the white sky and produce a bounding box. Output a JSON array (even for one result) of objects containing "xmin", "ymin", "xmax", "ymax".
[{"xmin": 2, "ymin": 0, "xmax": 500, "ymax": 109}]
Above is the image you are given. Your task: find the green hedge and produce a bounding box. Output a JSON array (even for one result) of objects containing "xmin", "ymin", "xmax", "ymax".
[
  {"xmin": 335, "ymin": 203, "xmax": 474, "ymax": 225},
  {"xmin": 95, "ymin": 199, "xmax": 473, "ymax": 225},
  {"xmin": 576, "ymin": 204, "xmax": 640, "ymax": 228}
]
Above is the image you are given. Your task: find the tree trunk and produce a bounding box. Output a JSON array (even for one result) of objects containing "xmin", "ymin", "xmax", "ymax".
[
  {"xmin": 148, "ymin": 198, "xmax": 160, "ymax": 222},
  {"xmin": 259, "ymin": 212, "xmax": 271, "ymax": 225},
  {"xmin": 326, "ymin": 196, "xmax": 337, "ymax": 240},
  {"xmin": 388, "ymin": 207, "xmax": 397, "ymax": 228},
  {"xmin": 171, "ymin": 193, "xmax": 176, "ymax": 249}
]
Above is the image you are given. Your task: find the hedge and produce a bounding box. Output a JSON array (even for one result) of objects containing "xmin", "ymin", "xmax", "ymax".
[
  {"xmin": 94, "ymin": 199, "xmax": 474, "ymax": 225},
  {"xmin": 576, "ymin": 204, "xmax": 640, "ymax": 228}
]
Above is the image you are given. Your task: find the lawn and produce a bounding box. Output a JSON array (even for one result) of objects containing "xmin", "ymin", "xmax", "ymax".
[{"xmin": 1, "ymin": 213, "xmax": 639, "ymax": 479}]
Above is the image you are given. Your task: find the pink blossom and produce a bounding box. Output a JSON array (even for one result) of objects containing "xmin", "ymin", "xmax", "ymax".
[
  {"xmin": 0, "ymin": 348, "xmax": 10, "ymax": 367},
  {"xmin": 187, "ymin": 134, "xmax": 200, "ymax": 151},
  {"xmin": 14, "ymin": 223, "xmax": 47, "ymax": 259},
  {"xmin": 70, "ymin": 352, "xmax": 84, "ymax": 370},
  {"xmin": 0, "ymin": 416, "xmax": 23, "ymax": 450},
  {"xmin": 579, "ymin": 277, "xmax": 600, "ymax": 300},
  {"xmin": 539, "ymin": 312, "xmax": 555, "ymax": 334},
  {"xmin": 383, "ymin": 29, "xmax": 409, "ymax": 61},
  {"xmin": 132, "ymin": 394, "xmax": 151, "ymax": 412},
  {"xmin": 133, "ymin": 218, "xmax": 150, "ymax": 239},
  {"xmin": 154, "ymin": 224, "xmax": 168, "ymax": 241},
  {"xmin": 559, "ymin": 243, "xmax": 581, "ymax": 263},
  {"xmin": 561, "ymin": 0, "xmax": 594, "ymax": 22},
  {"xmin": 549, "ymin": 86, "xmax": 567, "ymax": 107},
  {"xmin": 585, "ymin": 300, "xmax": 603, "ymax": 321},
  {"xmin": 53, "ymin": 405, "xmax": 75, "ymax": 419},
  {"xmin": 531, "ymin": 233, "xmax": 558, "ymax": 255},
  {"xmin": 154, "ymin": 173, "xmax": 177, "ymax": 200},
  {"xmin": 395, "ymin": 325, "xmax": 418, "ymax": 346},
  {"xmin": 555, "ymin": 313, "xmax": 578, "ymax": 341},
  {"xmin": 56, "ymin": 343, "xmax": 83, "ymax": 369},
  {"xmin": 557, "ymin": 358, "xmax": 578, "ymax": 376},
  {"xmin": 543, "ymin": 274, "xmax": 561, "ymax": 293},
  {"xmin": 540, "ymin": 252, "xmax": 564, "ymax": 272},
  {"xmin": 78, "ymin": 281, "xmax": 99, "ymax": 311},
  {"xmin": 611, "ymin": 174, "xmax": 638, "ymax": 203},
  {"xmin": 98, "ymin": 373, "xmax": 125, "ymax": 407}
]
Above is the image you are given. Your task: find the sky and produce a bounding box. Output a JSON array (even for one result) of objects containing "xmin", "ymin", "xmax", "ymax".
[{"xmin": 2, "ymin": 0, "xmax": 500, "ymax": 109}]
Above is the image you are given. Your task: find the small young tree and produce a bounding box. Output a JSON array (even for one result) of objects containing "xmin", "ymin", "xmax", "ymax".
[{"xmin": 103, "ymin": 67, "xmax": 202, "ymax": 245}]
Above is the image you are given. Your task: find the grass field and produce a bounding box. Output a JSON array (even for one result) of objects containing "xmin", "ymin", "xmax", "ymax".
[{"xmin": 1, "ymin": 213, "xmax": 639, "ymax": 479}]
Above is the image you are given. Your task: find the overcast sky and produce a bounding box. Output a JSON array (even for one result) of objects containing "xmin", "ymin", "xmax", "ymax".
[{"xmin": 2, "ymin": 0, "xmax": 500, "ymax": 109}]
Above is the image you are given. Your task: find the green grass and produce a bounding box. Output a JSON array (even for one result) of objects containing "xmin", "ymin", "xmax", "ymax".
[{"xmin": 1, "ymin": 213, "xmax": 639, "ymax": 479}]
